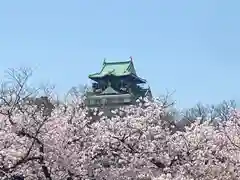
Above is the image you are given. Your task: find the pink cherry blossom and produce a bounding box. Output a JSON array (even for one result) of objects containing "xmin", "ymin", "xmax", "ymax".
[{"xmin": 1, "ymin": 95, "xmax": 240, "ymax": 179}]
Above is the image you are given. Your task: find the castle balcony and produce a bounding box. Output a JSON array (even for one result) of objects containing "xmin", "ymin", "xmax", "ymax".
[{"xmin": 85, "ymin": 92, "xmax": 134, "ymax": 107}]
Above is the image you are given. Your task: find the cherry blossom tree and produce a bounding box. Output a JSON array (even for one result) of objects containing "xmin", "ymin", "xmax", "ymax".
[{"xmin": 1, "ymin": 68, "xmax": 240, "ymax": 180}]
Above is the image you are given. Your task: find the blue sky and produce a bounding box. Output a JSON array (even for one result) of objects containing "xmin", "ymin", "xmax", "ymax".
[{"xmin": 0, "ymin": 0, "xmax": 239, "ymax": 108}]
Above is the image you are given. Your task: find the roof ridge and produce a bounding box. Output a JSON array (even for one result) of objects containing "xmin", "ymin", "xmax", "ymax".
[{"xmin": 104, "ymin": 60, "xmax": 132, "ymax": 64}]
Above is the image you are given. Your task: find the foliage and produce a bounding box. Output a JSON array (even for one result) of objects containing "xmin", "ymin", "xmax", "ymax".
[
  {"xmin": 178, "ymin": 100, "xmax": 236, "ymax": 128},
  {"xmin": 0, "ymin": 69, "xmax": 240, "ymax": 179}
]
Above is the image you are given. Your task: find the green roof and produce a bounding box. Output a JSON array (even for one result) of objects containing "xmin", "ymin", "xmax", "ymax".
[
  {"xmin": 89, "ymin": 60, "xmax": 136, "ymax": 79},
  {"xmin": 88, "ymin": 59, "xmax": 147, "ymax": 83}
]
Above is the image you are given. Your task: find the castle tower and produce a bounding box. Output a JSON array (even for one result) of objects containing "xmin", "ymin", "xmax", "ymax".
[{"xmin": 85, "ymin": 57, "xmax": 152, "ymax": 108}]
